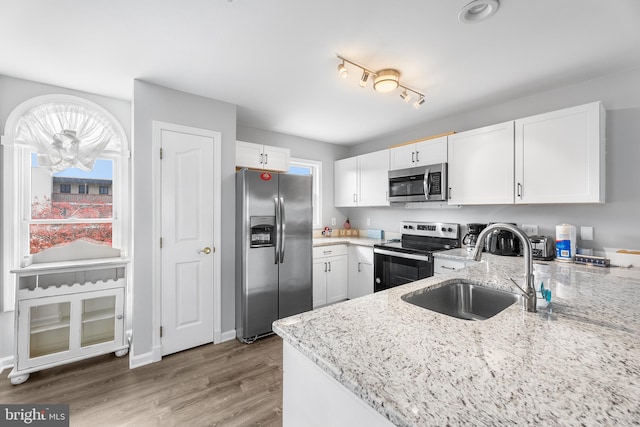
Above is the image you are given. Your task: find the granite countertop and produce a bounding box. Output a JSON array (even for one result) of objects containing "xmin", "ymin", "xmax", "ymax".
[{"xmin": 273, "ymin": 251, "xmax": 640, "ymax": 426}]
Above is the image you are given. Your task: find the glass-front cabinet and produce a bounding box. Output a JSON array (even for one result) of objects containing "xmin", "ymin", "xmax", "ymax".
[
  {"xmin": 9, "ymin": 241, "xmax": 129, "ymax": 385},
  {"xmin": 18, "ymin": 288, "xmax": 125, "ymax": 371}
]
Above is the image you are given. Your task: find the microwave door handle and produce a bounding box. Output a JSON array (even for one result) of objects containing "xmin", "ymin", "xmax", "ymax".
[
  {"xmin": 274, "ymin": 197, "xmax": 281, "ymax": 264},
  {"xmin": 423, "ymin": 168, "xmax": 430, "ymax": 200}
]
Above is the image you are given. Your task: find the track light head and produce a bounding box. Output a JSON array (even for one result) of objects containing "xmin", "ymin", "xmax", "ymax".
[
  {"xmin": 359, "ymin": 71, "xmax": 370, "ymax": 87},
  {"xmin": 413, "ymin": 96, "xmax": 426, "ymax": 109},
  {"xmin": 400, "ymin": 89, "xmax": 411, "ymax": 103},
  {"xmin": 337, "ymin": 62, "xmax": 348, "ymax": 78}
]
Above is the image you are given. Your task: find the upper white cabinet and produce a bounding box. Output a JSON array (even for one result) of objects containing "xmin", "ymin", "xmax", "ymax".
[
  {"xmin": 335, "ymin": 149, "xmax": 389, "ymax": 207},
  {"xmin": 389, "ymin": 135, "xmax": 448, "ymax": 171},
  {"xmin": 514, "ymin": 101, "xmax": 605, "ymax": 204},
  {"xmin": 236, "ymin": 141, "xmax": 290, "ymax": 172},
  {"xmin": 448, "ymin": 121, "xmax": 515, "ymax": 205}
]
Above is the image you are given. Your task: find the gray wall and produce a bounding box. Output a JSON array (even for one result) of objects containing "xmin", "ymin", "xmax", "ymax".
[
  {"xmin": 237, "ymin": 125, "xmax": 348, "ymax": 229},
  {"xmin": 0, "ymin": 75, "xmax": 132, "ymax": 362},
  {"xmin": 132, "ymin": 80, "xmax": 237, "ymax": 359},
  {"xmin": 341, "ymin": 67, "xmax": 640, "ymax": 252}
]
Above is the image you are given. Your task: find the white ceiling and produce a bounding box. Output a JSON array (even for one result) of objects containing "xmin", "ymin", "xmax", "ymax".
[{"xmin": 1, "ymin": 0, "xmax": 639, "ymax": 145}]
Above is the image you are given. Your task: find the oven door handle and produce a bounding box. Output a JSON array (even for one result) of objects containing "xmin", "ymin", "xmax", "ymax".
[{"xmin": 374, "ymin": 248, "xmax": 432, "ymax": 262}]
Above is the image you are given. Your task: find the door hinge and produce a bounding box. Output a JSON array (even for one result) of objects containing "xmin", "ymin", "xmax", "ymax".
[
  {"xmin": 160, "ymin": 237, "xmax": 163, "ymax": 248},
  {"xmin": 160, "ymin": 147, "xmax": 163, "ymax": 159},
  {"xmin": 160, "ymin": 326, "xmax": 163, "ymax": 338}
]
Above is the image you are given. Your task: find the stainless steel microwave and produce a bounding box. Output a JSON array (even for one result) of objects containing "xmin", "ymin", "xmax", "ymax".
[{"xmin": 388, "ymin": 163, "xmax": 448, "ymax": 204}]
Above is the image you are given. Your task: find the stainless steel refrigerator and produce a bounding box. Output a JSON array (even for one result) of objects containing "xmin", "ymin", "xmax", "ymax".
[{"xmin": 236, "ymin": 169, "xmax": 312, "ymax": 342}]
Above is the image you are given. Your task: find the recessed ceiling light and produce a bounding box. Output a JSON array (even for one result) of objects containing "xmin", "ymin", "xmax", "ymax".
[{"xmin": 458, "ymin": 0, "xmax": 500, "ymax": 24}]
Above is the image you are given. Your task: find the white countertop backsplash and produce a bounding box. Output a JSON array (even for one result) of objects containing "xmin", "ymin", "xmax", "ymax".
[{"xmin": 274, "ymin": 250, "xmax": 640, "ymax": 426}]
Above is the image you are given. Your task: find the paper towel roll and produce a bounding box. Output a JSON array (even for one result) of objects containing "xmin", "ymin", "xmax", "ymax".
[{"xmin": 556, "ymin": 224, "xmax": 576, "ymax": 262}]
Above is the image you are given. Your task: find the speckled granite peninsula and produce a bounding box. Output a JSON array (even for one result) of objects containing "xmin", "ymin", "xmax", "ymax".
[{"xmin": 273, "ymin": 250, "xmax": 640, "ymax": 426}]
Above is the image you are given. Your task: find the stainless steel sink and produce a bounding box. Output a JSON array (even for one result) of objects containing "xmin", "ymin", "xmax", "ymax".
[{"xmin": 401, "ymin": 280, "xmax": 520, "ymax": 321}]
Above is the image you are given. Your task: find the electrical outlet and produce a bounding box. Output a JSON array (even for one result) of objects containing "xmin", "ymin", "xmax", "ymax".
[
  {"xmin": 522, "ymin": 224, "xmax": 538, "ymax": 236},
  {"xmin": 366, "ymin": 218, "xmax": 371, "ymax": 226},
  {"xmin": 331, "ymin": 218, "xmax": 336, "ymax": 226},
  {"xmin": 581, "ymin": 226, "xmax": 594, "ymax": 241}
]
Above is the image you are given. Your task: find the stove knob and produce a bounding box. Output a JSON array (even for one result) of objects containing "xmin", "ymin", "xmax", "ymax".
[
  {"xmin": 441, "ymin": 227, "xmax": 446, "ymax": 232},
  {"xmin": 447, "ymin": 227, "xmax": 453, "ymax": 232}
]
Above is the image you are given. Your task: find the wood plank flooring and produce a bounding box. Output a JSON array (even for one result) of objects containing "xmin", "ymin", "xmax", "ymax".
[{"xmin": 0, "ymin": 335, "xmax": 283, "ymax": 426}]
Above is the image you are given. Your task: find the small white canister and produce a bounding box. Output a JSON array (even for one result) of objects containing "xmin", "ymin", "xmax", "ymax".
[{"xmin": 556, "ymin": 224, "xmax": 576, "ymax": 262}]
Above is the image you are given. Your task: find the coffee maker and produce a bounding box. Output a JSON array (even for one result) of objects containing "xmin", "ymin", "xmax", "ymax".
[
  {"xmin": 485, "ymin": 222, "xmax": 521, "ymax": 256},
  {"xmin": 463, "ymin": 223, "xmax": 487, "ymax": 252}
]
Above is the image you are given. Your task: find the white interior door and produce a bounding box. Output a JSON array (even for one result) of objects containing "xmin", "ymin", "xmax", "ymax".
[{"xmin": 160, "ymin": 127, "xmax": 215, "ymax": 356}]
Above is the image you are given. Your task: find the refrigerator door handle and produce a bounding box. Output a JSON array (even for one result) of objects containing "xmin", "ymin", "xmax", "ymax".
[
  {"xmin": 274, "ymin": 197, "xmax": 281, "ymax": 264},
  {"xmin": 279, "ymin": 196, "xmax": 286, "ymax": 263}
]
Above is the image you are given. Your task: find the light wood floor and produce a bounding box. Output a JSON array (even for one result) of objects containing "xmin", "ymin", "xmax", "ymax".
[{"xmin": 0, "ymin": 335, "xmax": 283, "ymax": 426}]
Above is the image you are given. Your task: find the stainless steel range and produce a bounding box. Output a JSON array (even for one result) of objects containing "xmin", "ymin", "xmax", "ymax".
[{"xmin": 373, "ymin": 221, "xmax": 460, "ymax": 292}]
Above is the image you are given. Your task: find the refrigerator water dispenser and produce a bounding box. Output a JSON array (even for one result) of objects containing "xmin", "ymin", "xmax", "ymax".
[{"xmin": 250, "ymin": 216, "xmax": 275, "ymax": 247}]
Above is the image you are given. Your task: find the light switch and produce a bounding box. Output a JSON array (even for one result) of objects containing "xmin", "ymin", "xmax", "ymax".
[
  {"xmin": 581, "ymin": 226, "xmax": 594, "ymax": 241},
  {"xmin": 331, "ymin": 218, "xmax": 336, "ymax": 226},
  {"xmin": 522, "ymin": 224, "xmax": 538, "ymax": 236}
]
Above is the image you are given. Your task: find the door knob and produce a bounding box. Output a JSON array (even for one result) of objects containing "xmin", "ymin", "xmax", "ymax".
[{"xmin": 200, "ymin": 247, "xmax": 212, "ymax": 254}]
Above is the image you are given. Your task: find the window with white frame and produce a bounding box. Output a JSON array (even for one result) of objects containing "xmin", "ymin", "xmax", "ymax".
[
  {"xmin": 287, "ymin": 158, "xmax": 322, "ymax": 229},
  {"xmin": 1, "ymin": 95, "xmax": 129, "ymax": 311}
]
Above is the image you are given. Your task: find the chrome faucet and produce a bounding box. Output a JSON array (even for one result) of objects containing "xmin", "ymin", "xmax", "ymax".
[{"xmin": 471, "ymin": 223, "xmax": 537, "ymax": 313}]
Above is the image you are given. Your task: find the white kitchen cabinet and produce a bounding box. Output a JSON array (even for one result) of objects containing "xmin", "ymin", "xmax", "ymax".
[
  {"xmin": 448, "ymin": 121, "xmax": 515, "ymax": 205},
  {"xmin": 514, "ymin": 101, "xmax": 605, "ymax": 204},
  {"xmin": 348, "ymin": 246, "xmax": 373, "ymax": 299},
  {"xmin": 334, "ymin": 149, "xmax": 389, "ymax": 207},
  {"xmin": 9, "ymin": 241, "xmax": 129, "ymax": 385},
  {"xmin": 334, "ymin": 156, "xmax": 359, "ymax": 207},
  {"xmin": 313, "ymin": 245, "xmax": 348, "ymax": 309},
  {"xmin": 236, "ymin": 140, "xmax": 290, "ymax": 172},
  {"xmin": 389, "ymin": 135, "xmax": 448, "ymax": 171}
]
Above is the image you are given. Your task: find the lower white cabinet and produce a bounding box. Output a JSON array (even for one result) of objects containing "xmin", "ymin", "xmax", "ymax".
[
  {"xmin": 9, "ymin": 242, "xmax": 129, "ymax": 385},
  {"xmin": 348, "ymin": 246, "xmax": 373, "ymax": 299},
  {"xmin": 313, "ymin": 245, "xmax": 348, "ymax": 309}
]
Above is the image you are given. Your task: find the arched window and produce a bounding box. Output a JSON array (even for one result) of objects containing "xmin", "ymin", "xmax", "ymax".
[{"xmin": 2, "ymin": 95, "xmax": 130, "ymax": 311}]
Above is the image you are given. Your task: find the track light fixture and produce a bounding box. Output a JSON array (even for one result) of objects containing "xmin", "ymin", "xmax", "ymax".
[{"xmin": 336, "ymin": 55, "xmax": 426, "ymax": 108}]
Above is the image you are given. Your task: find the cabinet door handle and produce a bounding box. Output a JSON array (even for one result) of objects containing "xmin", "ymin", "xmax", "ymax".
[
  {"xmin": 442, "ymin": 265, "xmax": 456, "ymax": 270},
  {"xmin": 411, "ymin": 152, "xmax": 415, "ymax": 163},
  {"xmin": 448, "ymin": 187, "xmax": 452, "ymax": 199},
  {"xmin": 328, "ymin": 261, "xmax": 331, "ymax": 272},
  {"xmin": 324, "ymin": 262, "xmax": 327, "ymax": 272},
  {"xmin": 517, "ymin": 182, "xmax": 522, "ymax": 198},
  {"xmin": 358, "ymin": 262, "xmax": 361, "ymax": 272},
  {"xmin": 264, "ymin": 153, "xmax": 268, "ymax": 164},
  {"xmin": 353, "ymin": 194, "xmax": 357, "ymax": 203},
  {"xmin": 259, "ymin": 153, "xmax": 264, "ymax": 164},
  {"xmin": 415, "ymin": 150, "xmax": 419, "ymax": 163}
]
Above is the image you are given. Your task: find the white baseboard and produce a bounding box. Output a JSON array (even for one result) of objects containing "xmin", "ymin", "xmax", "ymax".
[
  {"xmin": 220, "ymin": 329, "xmax": 236, "ymax": 343},
  {"xmin": 0, "ymin": 355, "xmax": 14, "ymax": 375},
  {"xmin": 129, "ymin": 345, "xmax": 161, "ymax": 369}
]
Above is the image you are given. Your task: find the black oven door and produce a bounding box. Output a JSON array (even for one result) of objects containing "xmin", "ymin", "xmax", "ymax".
[{"xmin": 373, "ymin": 248, "xmax": 433, "ymax": 292}]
